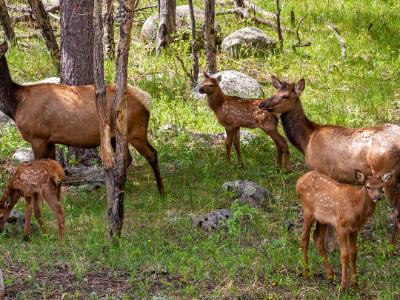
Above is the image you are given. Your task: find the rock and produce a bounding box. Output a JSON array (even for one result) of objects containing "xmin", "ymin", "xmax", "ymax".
[
  {"xmin": 141, "ymin": 15, "xmax": 158, "ymax": 42},
  {"xmin": 64, "ymin": 166, "xmax": 105, "ymax": 186},
  {"xmin": 12, "ymin": 148, "xmax": 34, "ymax": 163},
  {"xmin": 67, "ymin": 183, "xmax": 103, "ymax": 193},
  {"xmin": 22, "ymin": 77, "xmax": 60, "ymax": 86},
  {"xmin": 0, "ymin": 111, "xmax": 14, "ymax": 128},
  {"xmin": 222, "ymin": 180, "xmax": 271, "ymax": 208},
  {"xmin": 193, "ymin": 70, "xmax": 264, "ymax": 99},
  {"xmin": 7, "ymin": 209, "xmax": 24, "ymax": 229},
  {"xmin": 193, "ymin": 209, "xmax": 232, "ymax": 232},
  {"xmin": 221, "ymin": 27, "xmax": 276, "ymax": 57},
  {"xmin": 42, "ymin": 0, "xmax": 59, "ymax": 7}
]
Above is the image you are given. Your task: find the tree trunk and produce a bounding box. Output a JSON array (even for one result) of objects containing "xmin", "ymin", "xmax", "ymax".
[
  {"xmin": 0, "ymin": 267, "xmax": 4, "ymax": 300},
  {"xmin": 27, "ymin": 0, "xmax": 60, "ymax": 61},
  {"xmin": 276, "ymin": 0, "xmax": 283, "ymax": 49},
  {"xmin": 103, "ymin": 0, "xmax": 115, "ymax": 60},
  {"xmin": 155, "ymin": 0, "xmax": 176, "ymax": 54},
  {"xmin": 204, "ymin": 0, "xmax": 217, "ymax": 74},
  {"xmin": 0, "ymin": 0, "xmax": 15, "ymax": 43},
  {"xmin": 60, "ymin": 0, "xmax": 99, "ymax": 166},
  {"xmin": 109, "ymin": 0, "xmax": 135, "ymax": 239},
  {"xmin": 188, "ymin": 0, "xmax": 198, "ymax": 87}
]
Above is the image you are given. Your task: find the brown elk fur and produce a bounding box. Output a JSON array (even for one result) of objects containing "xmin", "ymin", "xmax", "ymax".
[
  {"xmin": 297, "ymin": 170, "xmax": 393, "ymax": 291},
  {"xmin": 0, "ymin": 42, "xmax": 163, "ymax": 193},
  {"xmin": 198, "ymin": 72, "xmax": 292, "ymax": 171},
  {"xmin": 0, "ymin": 159, "xmax": 65, "ymax": 241},
  {"xmin": 259, "ymin": 76, "xmax": 400, "ymax": 246}
]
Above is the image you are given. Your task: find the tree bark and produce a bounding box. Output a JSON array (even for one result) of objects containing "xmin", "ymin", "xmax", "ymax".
[
  {"xmin": 109, "ymin": 0, "xmax": 135, "ymax": 239},
  {"xmin": 155, "ymin": 0, "xmax": 176, "ymax": 54},
  {"xmin": 204, "ymin": 0, "xmax": 217, "ymax": 74},
  {"xmin": 276, "ymin": 0, "xmax": 283, "ymax": 50},
  {"xmin": 103, "ymin": 0, "xmax": 115, "ymax": 60},
  {"xmin": 188, "ymin": 0, "xmax": 199, "ymax": 87},
  {"xmin": 28, "ymin": 0, "xmax": 60, "ymax": 61},
  {"xmin": 0, "ymin": 0, "xmax": 15, "ymax": 43},
  {"xmin": 60, "ymin": 0, "xmax": 99, "ymax": 166}
]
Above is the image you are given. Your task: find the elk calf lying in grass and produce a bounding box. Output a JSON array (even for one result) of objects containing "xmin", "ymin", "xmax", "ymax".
[
  {"xmin": 0, "ymin": 159, "xmax": 65, "ymax": 241},
  {"xmin": 198, "ymin": 72, "xmax": 292, "ymax": 172},
  {"xmin": 296, "ymin": 170, "xmax": 393, "ymax": 291}
]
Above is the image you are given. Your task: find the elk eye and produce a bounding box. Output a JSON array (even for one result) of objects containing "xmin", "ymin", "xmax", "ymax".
[
  {"xmin": 283, "ymin": 96, "xmax": 289, "ymax": 99},
  {"xmin": 366, "ymin": 186, "xmax": 371, "ymax": 190}
]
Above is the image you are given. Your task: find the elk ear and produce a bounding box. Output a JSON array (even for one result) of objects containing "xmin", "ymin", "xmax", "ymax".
[
  {"xmin": 295, "ymin": 79, "xmax": 305, "ymax": 96},
  {"xmin": 216, "ymin": 75, "xmax": 222, "ymax": 82},
  {"xmin": 203, "ymin": 71, "xmax": 210, "ymax": 78},
  {"xmin": 355, "ymin": 169, "xmax": 365, "ymax": 184},
  {"xmin": 381, "ymin": 170, "xmax": 395, "ymax": 183},
  {"xmin": 271, "ymin": 75, "xmax": 282, "ymax": 90},
  {"xmin": 0, "ymin": 41, "xmax": 8, "ymax": 57}
]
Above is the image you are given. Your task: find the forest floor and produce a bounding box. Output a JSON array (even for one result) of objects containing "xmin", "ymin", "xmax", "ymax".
[{"xmin": 1, "ymin": 0, "xmax": 400, "ymax": 299}]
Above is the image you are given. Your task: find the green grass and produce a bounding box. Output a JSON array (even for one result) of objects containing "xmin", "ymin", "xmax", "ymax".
[{"xmin": 1, "ymin": 0, "xmax": 400, "ymax": 298}]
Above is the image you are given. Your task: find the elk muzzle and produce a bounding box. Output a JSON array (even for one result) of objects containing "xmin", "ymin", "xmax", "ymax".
[
  {"xmin": 259, "ymin": 97, "xmax": 275, "ymax": 112},
  {"xmin": 198, "ymin": 86, "xmax": 206, "ymax": 94}
]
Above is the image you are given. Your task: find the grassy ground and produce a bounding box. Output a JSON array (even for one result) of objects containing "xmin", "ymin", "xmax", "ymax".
[{"xmin": 1, "ymin": 0, "xmax": 400, "ymax": 298}]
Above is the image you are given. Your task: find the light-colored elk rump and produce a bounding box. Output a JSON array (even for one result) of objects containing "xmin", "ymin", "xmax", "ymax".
[
  {"xmin": 297, "ymin": 170, "xmax": 393, "ymax": 291},
  {"xmin": 198, "ymin": 72, "xmax": 292, "ymax": 172},
  {"xmin": 259, "ymin": 76, "xmax": 400, "ymax": 246},
  {"xmin": 0, "ymin": 159, "xmax": 65, "ymax": 241},
  {"xmin": 0, "ymin": 42, "xmax": 163, "ymax": 193}
]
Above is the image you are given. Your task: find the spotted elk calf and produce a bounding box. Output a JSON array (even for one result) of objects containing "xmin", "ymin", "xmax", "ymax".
[
  {"xmin": 296, "ymin": 170, "xmax": 394, "ymax": 291},
  {"xmin": 198, "ymin": 72, "xmax": 292, "ymax": 171},
  {"xmin": 0, "ymin": 159, "xmax": 65, "ymax": 241}
]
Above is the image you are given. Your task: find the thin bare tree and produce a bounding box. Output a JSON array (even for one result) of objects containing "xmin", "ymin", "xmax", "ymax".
[
  {"xmin": 109, "ymin": 0, "xmax": 135, "ymax": 239},
  {"xmin": 188, "ymin": 0, "xmax": 199, "ymax": 87},
  {"xmin": 156, "ymin": 0, "xmax": 176, "ymax": 54},
  {"xmin": 276, "ymin": 0, "xmax": 283, "ymax": 50},
  {"xmin": 0, "ymin": 0, "xmax": 15, "ymax": 43},
  {"xmin": 103, "ymin": 0, "xmax": 115, "ymax": 60},
  {"xmin": 204, "ymin": 0, "xmax": 217, "ymax": 74}
]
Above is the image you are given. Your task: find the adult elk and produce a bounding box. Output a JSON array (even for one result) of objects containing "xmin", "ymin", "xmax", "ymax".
[
  {"xmin": 297, "ymin": 170, "xmax": 393, "ymax": 291},
  {"xmin": 0, "ymin": 42, "xmax": 164, "ymax": 193},
  {"xmin": 0, "ymin": 159, "xmax": 65, "ymax": 241},
  {"xmin": 198, "ymin": 72, "xmax": 292, "ymax": 172},
  {"xmin": 259, "ymin": 76, "xmax": 400, "ymax": 246}
]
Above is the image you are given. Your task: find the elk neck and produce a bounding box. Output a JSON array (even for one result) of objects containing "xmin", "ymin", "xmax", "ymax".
[
  {"xmin": 280, "ymin": 102, "xmax": 318, "ymax": 154},
  {"xmin": 206, "ymin": 86, "xmax": 226, "ymax": 111},
  {"xmin": 0, "ymin": 55, "xmax": 19, "ymax": 120},
  {"xmin": 354, "ymin": 187, "xmax": 376, "ymax": 223}
]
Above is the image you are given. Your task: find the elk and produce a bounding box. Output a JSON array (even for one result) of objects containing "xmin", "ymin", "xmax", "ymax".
[
  {"xmin": 0, "ymin": 159, "xmax": 65, "ymax": 241},
  {"xmin": 259, "ymin": 76, "xmax": 400, "ymax": 246},
  {"xmin": 296, "ymin": 170, "xmax": 393, "ymax": 291},
  {"xmin": 198, "ymin": 72, "xmax": 292, "ymax": 172},
  {"xmin": 0, "ymin": 41, "xmax": 164, "ymax": 193}
]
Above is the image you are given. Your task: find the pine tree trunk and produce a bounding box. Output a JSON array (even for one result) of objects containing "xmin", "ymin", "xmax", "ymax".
[
  {"xmin": 27, "ymin": 0, "xmax": 60, "ymax": 61},
  {"xmin": 204, "ymin": 0, "xmax": 217, "ymax": 74},
  {"xmin": 188, "ymin": 0, "xmax": 199, "ymax": 87},
  {"xmin": 60, "ymin": 0, "xmax": 99, "ymax": 166},
  {"xmin": 0, "ymin": 0, "xmax": 15, "ymax": 43},
  {"xmin": 155, "ymin": 0, "xmax": 176, "ymax": 54},
  {"xmin": 108, "ymin": 0, "xmax": 135, "ymax": 239},
  {"xmin": 103, "ymin": 0, "xmax": 115, "ymax": 60}
]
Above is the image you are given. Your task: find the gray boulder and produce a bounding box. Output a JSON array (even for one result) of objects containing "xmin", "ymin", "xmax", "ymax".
[
  {"xmin": 221, "ymin": 27, "xmax": 275, "ymax": 57},
  {"xmin": 193, "ymin": 70, "xmax": 264, "ymax": 99},
  {"xmin": 12, "ymin": 148, "xmax": 34, "ymax": 163},
  {"xmin": 193, "ymin": 209, "xmax": 232, "ymax": 232},
  {"xmin": 222, "ymin": 180, "xmax": 271, "ymax": 208},
  {"xmin": 0, "ymin": 111, "xmax": 13, "ymax": 127}
]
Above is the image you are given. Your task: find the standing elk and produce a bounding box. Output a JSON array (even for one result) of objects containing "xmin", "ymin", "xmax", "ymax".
[
  {"xmin": 198, "ymin": 72, "xmax": 292, "ymax": 172},
  {"xmin": 0, "ymin": 159, "xmax": 65, "ymax": 241},
  {"xmin": 259, "ymin": 76, "xmax": 400, "ymax": 247},
  {"xmin": 297, "ymin": 170, "xmax": 393, "ymax": 291},
  {"xmin": 0, "ymin": 42, "xmax": 164, "ymax": 193}
]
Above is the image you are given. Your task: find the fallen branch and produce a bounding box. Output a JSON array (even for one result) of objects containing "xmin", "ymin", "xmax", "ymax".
[
  {"xmin": 327, "ymin": 23, "xmax": 346, "ymax": 60},
  {"xmin": 12, "ymin": 5, "xmax": 59, "ymax": 23},
  {"xmin": 294, "ymin": 17, "xmax": 311, "ymax": 47},
  {"xmin": 135, "ymin": 4, "xmax": 157, "ymax": 12},
  {"xmin": 243, "ymin": 0, "xmax": 276, "ymax": 20}
]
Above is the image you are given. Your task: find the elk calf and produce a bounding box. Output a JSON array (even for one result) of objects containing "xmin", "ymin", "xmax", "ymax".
[
  {"xmin": 296, "ymin": 170, "xmax": 393, "ymax": 291},
  {"xmin": 0, "ymin": 159, "xmax": 65, "ymax": 241},
  {"xmin": 198, "ymin": 72, "xmax": 292, "ymax": 171}
]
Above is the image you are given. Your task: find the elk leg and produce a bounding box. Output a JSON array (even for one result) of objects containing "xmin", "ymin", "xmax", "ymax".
[
  {"xmin": 348, "ymin": 231, "xmax": 358, "ymax": 287},
  {"xmin": 261, "ymin": 126, "xmax": 291, "ymax": 172},
  {"xmin": 225, "ymin": 128, "xmax": 235, "ymax": 164},
  {"xmin": 131, "ymin": 137, "xmax": 164, "ymax": 194},
  {"xmin": 324, "ymin": 225, "xmax": 337, "ymax": 252},
  {"xmin": 313, "ymin": 222, "xmax": 334, "ymax": 280},
  {"xmin": 384, "ymin": 182, "xmax": 400, "ymax": 246},
  {"xmin": 43, "ymin": 187, "xmax": 65, "ymax": 241},
  {"xmin": 31, "ymin": 139, "xmax": 49, "ymax": 159},
  {"xmin": 233, "ymin": 128, "xmax": 243, "ymax": 166},
  {"xmin": 111, "ymin": 138, "xmax": 133, "ymax": 168},
  {"xmin": 301, "ymin": 211, "xmax": 314, "ymax": 276},
  {"xmin": 23, "ymin": 197, "xmax": 33, "ymax": 241},
  {"xmin": 337, "ymin": 228, "xmax": 349, "ymax": 292},
  {"xmin": 33, "ymin": 195, "xmax": 47, "ymax": 234},
  {"xmin": 46, "ymin": 143, "xmax": 56, "ymax": 160}
]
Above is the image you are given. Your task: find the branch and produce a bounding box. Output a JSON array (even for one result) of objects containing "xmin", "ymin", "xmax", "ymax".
[
  {"xmin": 243, "ymin": 0, "xmax": 275, "ymax": 20},
  {"xmin": 294, "ymin": 17, "xmax": 311, "ymax": 47},
  {"xmin": 175, "ymin": 55, "xmax": 191, "ymax": 79},
  {"xmin": 12, "ymin": 5, "xmax": 60, "ymax": 23},
  {"xmin": 327, "ymin": 23, "xmax": 346, "ymax": 60},
  {"xmin": 135, "ymin": 4, "xmax": 157, "ymax": 12}
]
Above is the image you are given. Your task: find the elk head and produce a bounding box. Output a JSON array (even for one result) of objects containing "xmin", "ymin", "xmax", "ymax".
[
  {"xmin": 198, "ymin": 71, "xmax": 222, "ymax": 95},
  {"xmin": 355, "ymin": 169, "xmax": 394, "ymax": 203},
  {"xmin": 259, "ymin": 76, "xmax": 305, "ymax": 113},
  {"xmin": 0, "ymin": 194, "xmax": 13, "ymax": 232}
]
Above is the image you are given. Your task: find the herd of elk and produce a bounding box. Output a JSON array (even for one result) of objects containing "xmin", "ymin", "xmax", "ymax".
[
  {"xmin": 199, "ymin": 72, "xmax": 292, "ymax": 172},
  {"xmin": 0, "ymin": 41, "xmax": 163, "ymax": 194},
  {"xmin": 297, "ymin": 170, "xmax": 393, "ymax": 291},
  {"xmin": 0, "ymin": 159, "xmax": 65, "ymax": 241}
]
